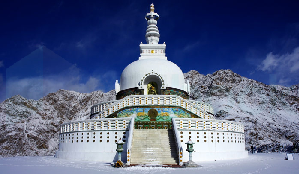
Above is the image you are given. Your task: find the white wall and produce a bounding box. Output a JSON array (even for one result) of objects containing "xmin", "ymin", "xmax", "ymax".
[
  {"xmin": 178, "ymin": 130, "xmax": 247, "ymax": 162},
  {"xmin": 56, "ymin": 130, "xmax": 129, "ymax": 162}
]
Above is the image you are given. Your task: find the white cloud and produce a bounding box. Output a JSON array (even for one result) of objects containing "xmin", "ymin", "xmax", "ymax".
[
  {"xmin": 259, "ymin": 52, "xmax": 279, "ymax": 71},
  {"xmin": 27, "ymin": 41, "xmax": 46, "ymax": 50},
  {"xmin": 6, "ymin": 64, "xmax": 102, "ymax": 100},
  {"xmin": 182, "ymin": 41, "xmax": 200, "ymax": 52},
  {"xmin": 289, "ymin": 47, "xmax": 299, "ymax": 72},
  {"xmin": 258, "ymin": 46, "xmax": 299, "ymax": 86},
  {"xmin": 6, "ymin": 75, "xmax": 101, "ymax": 100},
  {"xmin": 259, "ymin": 47, "xmax": 299, "ymax": 73},
  {"xmin": 76, "ymin": 41, "xmax": 84, "ymax": 48}
]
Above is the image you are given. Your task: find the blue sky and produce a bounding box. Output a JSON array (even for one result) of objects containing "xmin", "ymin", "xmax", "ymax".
[{"xmin": 0, "ymin": 0, "xmax": 299, "ymax": 101}]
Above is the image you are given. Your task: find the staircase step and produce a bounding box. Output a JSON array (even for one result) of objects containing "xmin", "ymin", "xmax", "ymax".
[{"xmin": 130, "ymin": 129, "xmax": 178, "ymax": 165}]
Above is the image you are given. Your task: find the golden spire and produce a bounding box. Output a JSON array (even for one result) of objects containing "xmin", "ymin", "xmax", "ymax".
[{"xmin": 150, "ymin": 3, "xmax": 154, "ymax": 12}]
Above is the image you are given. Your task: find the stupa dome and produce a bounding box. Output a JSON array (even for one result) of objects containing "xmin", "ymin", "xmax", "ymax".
[{"xmin": 120, "ymin": 58, "xmax": 185, "ymax": 91}]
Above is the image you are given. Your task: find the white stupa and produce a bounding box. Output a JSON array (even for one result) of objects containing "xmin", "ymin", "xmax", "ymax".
[{"xmin": 56, "ymin": 4, "xmax": 248, "ymax": 165}]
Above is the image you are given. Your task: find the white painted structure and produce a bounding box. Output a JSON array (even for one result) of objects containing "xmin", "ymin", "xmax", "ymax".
[
  {"xmin": 56, "ymin": 4, "xmax": 248, "ymax": 165},
  {"xmin": 115, "ymin": 3, "xmax": 189, "ymax": 94}
]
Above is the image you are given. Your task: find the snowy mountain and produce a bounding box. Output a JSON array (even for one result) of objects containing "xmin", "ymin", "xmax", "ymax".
[
  {"xmin": 185, "ymin": 69, "xmax": 299, "ymax": 152},
  {"xmin": 0, "ymin": 89, "xmax": 115, "ymax": 157},
  {"xmin": 0, "ymin": 69, "xmax": 298, "ymax": 156}
]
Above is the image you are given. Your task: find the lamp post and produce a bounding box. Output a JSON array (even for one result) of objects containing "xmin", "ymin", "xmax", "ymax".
[
  {"xmin": 186, "ymin": 139, "xmax": 194, "ymax": 161},
  {"xmin": 185, "ymin": 139, "xmax": 198, "ymax": 167},
  {"xmin": 115, "ymin": 138, "xmax": 124, "ymax": 167}
]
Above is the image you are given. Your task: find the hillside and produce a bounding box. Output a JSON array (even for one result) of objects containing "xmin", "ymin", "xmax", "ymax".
[
  {"xmin": 185, "ymin": 69, "xmax": 299, "ymax": 151},
  {"xmin": 0, "ymin": 90, "xmax": 115, "ymax": 156}
]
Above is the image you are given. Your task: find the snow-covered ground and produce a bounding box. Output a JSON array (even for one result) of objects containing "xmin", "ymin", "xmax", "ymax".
[{"xmin": 0, "ymin": 153, "xmax": 298, "ymax": 174}]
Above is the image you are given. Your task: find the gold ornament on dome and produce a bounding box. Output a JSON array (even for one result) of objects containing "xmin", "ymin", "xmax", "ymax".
[{"xmin": 150, "ymin": 3, "xmax": 154, "ymax": 12}]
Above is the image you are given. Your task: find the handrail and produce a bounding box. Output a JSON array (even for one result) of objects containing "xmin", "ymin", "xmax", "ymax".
[
  {"xmin": 172, "ymin": 117, "xmax": 183, "ymax": 166},
  {"xmin": 126, "ymin": 116, "xmax": 135, "ymax": 165},
  {"xmin": 90, "ymin": 95, "xmax": 215, "ymax": 119},
  {"xmin": 172, "ymin": 117, "xmax": 244, "ymax": 133},
  {"xmin": 127, "ymin": 117, "xmax": 135, "ymax": 150},
  {"xmin": 60, "ymin": 118, "xmax": 132, "ymax": 133}
]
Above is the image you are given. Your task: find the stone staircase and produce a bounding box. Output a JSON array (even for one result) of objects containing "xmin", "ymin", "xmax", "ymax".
[{"xmin": 130, "ymin": 129, "xmax": 178, "ymax": 165}]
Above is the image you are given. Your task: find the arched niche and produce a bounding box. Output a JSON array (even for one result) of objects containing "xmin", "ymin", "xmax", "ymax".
[{"xmin": 143, "ymin": 75, "xmax": 162, "ymax": 95}]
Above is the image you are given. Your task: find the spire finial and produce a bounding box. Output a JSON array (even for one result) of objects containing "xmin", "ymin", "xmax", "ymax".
[
  {"xmin": 150, "ymin": 3, "xmax": 154, "ymax": 12},
  {"xmin": 145, "ymin": 4, "xmax": 160, "ymax": 44}
]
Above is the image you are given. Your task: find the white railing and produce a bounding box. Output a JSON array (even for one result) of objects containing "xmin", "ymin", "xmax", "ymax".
[
  {"xmin": 60, "ymin": 118, "xmax": 132, "ymax": 133},
  {"xmin": 173, "ymin": 118, "xmax": 244, "ymax": 133},
  {"xmin": 90, "ymin": 95, "xmax": 214, "ymax": 119},
  {"xmin": 126, "ymin": 116, "xmax": 135, "ymax": 165},
  {"xmin": 172, "ymin": 118, "xmax": 183, "ymax": 166}
]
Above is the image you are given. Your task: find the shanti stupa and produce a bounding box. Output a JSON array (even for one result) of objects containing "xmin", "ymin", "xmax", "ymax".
[{"xmin": 56, "ymin": 4, "xmax": 248, "ymax": 165}]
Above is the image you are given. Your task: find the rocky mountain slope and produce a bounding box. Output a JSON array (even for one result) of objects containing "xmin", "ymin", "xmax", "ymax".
[
  {"xmin": 0, "ymin": 90, "xmax": 115, "ymax": 156},
  {"xmin": 185, "ymin": 69, "xmax": 299, "ymax": 152},
  {"xmin": 0, "ymin": 69, "xmax": 298, "ymax": 156}
]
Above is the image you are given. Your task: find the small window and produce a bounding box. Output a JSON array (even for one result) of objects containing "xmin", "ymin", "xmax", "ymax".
[
  {"xmin": 189, "ymin": 132, "xmax": 191, "ymax": 134},
  {"xmin": 197, "ymin": 132, "xmax": 199, "ymax": 134},
  {"xmin": 87, "ymin": 140, "xmax": 89, "ymax": 142},
  {"xmin": 204, "ymin": 140, "xmax": 207, "ymax": 142},
  {"xmin": 181, "ymin": 140, "xmax": 183, "ymax": 142},
  {"xmin": 81, "ymin": 140, "xmax": 83, "ymax": 142},
  {"xmin": 100, "ymin": 140, "xmax": 102, "ymax": 142},
  {"xmin": 107, "ymin": 140, "xmax": 109, "ymax": 142},
  {"xmin": 115, "ymin": 132, "xmax": 117, "ymax": 134},
  {"xmin": 93, "ymin": 140, "xmax": 95, "ymax": 142}
]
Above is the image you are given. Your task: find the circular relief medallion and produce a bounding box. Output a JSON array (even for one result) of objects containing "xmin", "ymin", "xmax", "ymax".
[{"xmin": 148, "ymin": 109, "xmax": 158, "ymax": 121}]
